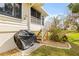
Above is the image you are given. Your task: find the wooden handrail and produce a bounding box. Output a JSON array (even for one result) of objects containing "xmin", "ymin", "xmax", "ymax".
[{"xmin": 36, "ymin": 29, "xmax": 42, "ymax": 37}]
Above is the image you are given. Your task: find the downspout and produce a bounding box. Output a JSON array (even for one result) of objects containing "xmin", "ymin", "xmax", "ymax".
[
  {"xmin": 28, "ymin": 3, "xmax": 35, "ymax": 31},
  {"xmin": 41, "ymin": 15, "xmax": 44, "ymax": 42},
  {"xmin": 27, "ymin": 4, "xmax": 31, "ymax": 31}
]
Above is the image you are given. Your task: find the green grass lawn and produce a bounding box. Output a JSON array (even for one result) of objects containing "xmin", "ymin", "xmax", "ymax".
[
  {"xmin": 31, "ymin": 43, "xmax": 79, "ymax": 56},
  {"xmin": 68, "ymin": 33, "xmax": 79, "ymax": 40},
  {"xmin": 30, "ymin": 32, "xmax": 79, "ymax": 56},
  {"xmin": 68, "ymin": 33, "xmax": 79, "ymax": 45}
]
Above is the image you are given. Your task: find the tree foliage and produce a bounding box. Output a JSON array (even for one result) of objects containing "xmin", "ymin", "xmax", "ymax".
[
  {"xmin": 68, "ymin": 3, "xmax": 79, "ymax": 32},
  {"xmin": 68, "ymin": 3, "xmax": 79, "ymax": 13}
]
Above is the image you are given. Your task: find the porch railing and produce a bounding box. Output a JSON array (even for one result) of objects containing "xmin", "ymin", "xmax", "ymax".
[{"xmin": 31, "ymin": 16, "xmax": 41, "ymax": 25}]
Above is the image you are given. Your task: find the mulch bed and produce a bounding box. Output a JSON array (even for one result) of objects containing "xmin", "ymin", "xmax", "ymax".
[{"xmin": 41, "ymin": 40, "xmax": 71, "ymax": 49}]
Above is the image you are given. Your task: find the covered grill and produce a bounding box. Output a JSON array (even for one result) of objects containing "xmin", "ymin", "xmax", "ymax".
[{"xmin": 14, "ymin": 30, "xmax": 37, "ymax": 50}]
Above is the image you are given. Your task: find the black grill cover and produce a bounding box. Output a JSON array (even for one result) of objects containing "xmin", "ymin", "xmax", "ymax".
[{"xmin": 14, "ymin": 30, "xmax": 37, "ymax": 50}]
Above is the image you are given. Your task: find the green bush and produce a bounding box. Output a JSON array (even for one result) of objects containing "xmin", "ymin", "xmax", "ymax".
[
  {"xmin": 48, "ymin": 16, "xmax": 68, "ymax": 42},
  {"xmin": 61, "ymin": 34, "xmax": 68, "ymax": 42},
  {"xmin": 49, "ymin": 31, "xmax": 68, "ymax": 42},
  {"xmin": 49, "ymin": 33, "xmax": 59, "ymax": 42}
]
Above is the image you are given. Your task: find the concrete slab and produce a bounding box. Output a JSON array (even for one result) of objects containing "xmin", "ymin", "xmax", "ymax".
[{"xmin": 0, "ymin": 43, "xmax": 41, "ymax": 56}]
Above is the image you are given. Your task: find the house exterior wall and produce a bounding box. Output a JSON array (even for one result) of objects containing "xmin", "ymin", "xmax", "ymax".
[
  {"xmin": 0, "ymin": 4, "xmax": 28, "ymax": 53},
  {"xmin": 0, "ymin": 3, "xmax": 47, "ymax": 53},
  {"xmin": 0, "ymin": 4, "xmax": 29, "ymax": 32}
]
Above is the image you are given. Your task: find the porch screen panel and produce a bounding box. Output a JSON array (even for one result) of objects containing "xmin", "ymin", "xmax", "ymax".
[{"xmin": 31, "ymin": 7, "xmax": 41, "ymax": 19}]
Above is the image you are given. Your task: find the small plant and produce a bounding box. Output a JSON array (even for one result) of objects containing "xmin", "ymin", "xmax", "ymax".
[{"xmin": 60, "ymin": 34, "xmax": 68, "ymax": 42}]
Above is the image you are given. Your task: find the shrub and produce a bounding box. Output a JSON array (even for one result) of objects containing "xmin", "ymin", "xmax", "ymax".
[
  {"xmin": 49, "ymin": 33, "xmax": 60, "ymax": 42},
  {"xmin": 49, "ymin": 31, "xmax": 68, "ymax": 42},
  {"xmin": 48, "ymin": 16, "xmax": 68, "ymax": 42},
  {"xmin": 61, "ymin": 34, "xmax": 68, "ymax": 42}
]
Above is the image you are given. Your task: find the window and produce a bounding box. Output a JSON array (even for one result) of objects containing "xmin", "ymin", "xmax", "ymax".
[
  {"xmin": 14, "ymin": 3, "xmax": 22, "ymax": 18},
  {"xmin": 0, "ymin": 3, "xmax": 22, "ymax": 19},
  {"xmin": 31, "ymin": 8, "xmax": 36, "ymax": 17},
  {"xmin": 31, "ymin": 7, "xmax": 41, "ymax": 19}
]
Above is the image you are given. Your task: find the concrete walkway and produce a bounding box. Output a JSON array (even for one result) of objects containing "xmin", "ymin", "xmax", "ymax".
[
  {"xmin": 0, "ymin": 43, "xmax": 41, "ymax": 56},
  {"xmin": 19, "ymin": 43, "xmax": 42, "ymax": 56}
]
